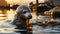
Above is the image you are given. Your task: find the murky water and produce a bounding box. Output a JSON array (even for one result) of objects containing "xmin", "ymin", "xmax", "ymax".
[{"xmin": 0, "ymin": 9, "xmax": 60, "ymax": 34}]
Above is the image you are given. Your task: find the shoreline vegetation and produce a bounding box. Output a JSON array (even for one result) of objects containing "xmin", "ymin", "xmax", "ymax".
[{"xmin": 0, "ymin": 5, "xmax": 19, "ymax": 10}]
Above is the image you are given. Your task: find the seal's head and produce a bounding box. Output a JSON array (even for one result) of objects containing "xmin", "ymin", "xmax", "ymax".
[{"xmin": 16, "ymin": 5, "xmax": 32, "ymax": 19}]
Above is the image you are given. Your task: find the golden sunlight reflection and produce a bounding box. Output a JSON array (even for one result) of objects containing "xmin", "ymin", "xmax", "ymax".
[
  {"xmin": 39, "ymin": 0, "xmax": 46, "ymax": 3},
  {"xmin": 0, "ymin": 9, "xmax": 16, "ymax": 23},
  {"xmin": 0, "ymin": 28, "xmax": 15, "ymax": 33},
  {"xmin": 0, "ymin": 9, "xmax": 16, "ymax": 32},
  {"xmin": 6, "ymin": 9, "xmax": 16, "ymax": 20},
  {"xmin": 0, "ymin": 11, "xmax": 2, "ymax": 14}
]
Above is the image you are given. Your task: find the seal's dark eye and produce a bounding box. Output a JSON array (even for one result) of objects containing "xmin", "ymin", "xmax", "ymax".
[{"xmin": 23, "ymin": 11, "xmax": 26, "ymax": 13}]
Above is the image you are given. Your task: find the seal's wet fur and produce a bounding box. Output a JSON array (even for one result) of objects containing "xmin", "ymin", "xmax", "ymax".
[{"xmin": 12, "ymin": 5, "xmax": 32, "ymax": 29}]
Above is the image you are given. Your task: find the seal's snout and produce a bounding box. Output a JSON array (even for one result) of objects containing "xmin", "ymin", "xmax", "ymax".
[
  {"xmin": 24, "ymin": 13, "xmax": 32, "ymax": 19},
  {"xmin": 28, "ymin": 14, "xmax": 32, "ymax": 19}
]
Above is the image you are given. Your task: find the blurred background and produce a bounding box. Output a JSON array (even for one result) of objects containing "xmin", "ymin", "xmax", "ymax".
[{"xmin": 0, "ymin": 0, "xmax": 60, "ymax": 34}]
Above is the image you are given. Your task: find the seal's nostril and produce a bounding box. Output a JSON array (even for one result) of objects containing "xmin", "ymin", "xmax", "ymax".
[{"xmin": 28, "ymin": 14, "xmax": 32, "ymax": 19}]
